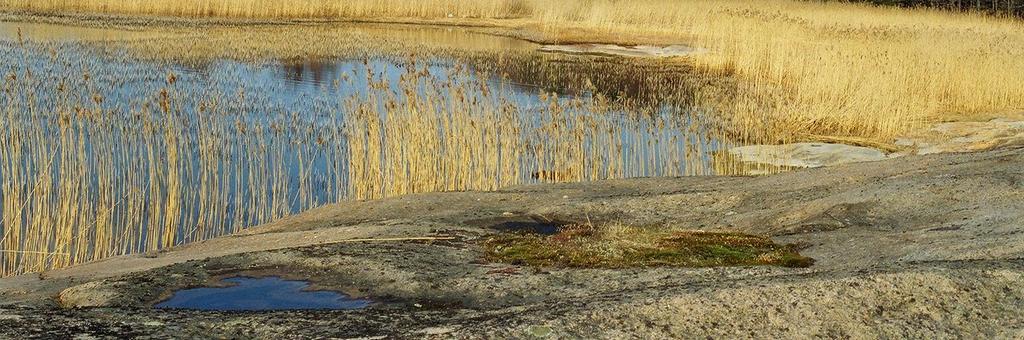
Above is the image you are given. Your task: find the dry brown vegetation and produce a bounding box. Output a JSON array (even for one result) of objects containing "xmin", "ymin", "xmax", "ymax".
[
  {"xmin": 484, "ymin": 224, "xmax": 814, "ymax": 268},
  {"xmin": 0, "ymin": 28, "xmax": 749, "ymax": 276},
  {"xmin": 1, "ymin": 55, "xmax": 305, "ymax": 274},
  {"xmin": 3, "ymin": 0, "xmax": 1024, "ymax": 139}
]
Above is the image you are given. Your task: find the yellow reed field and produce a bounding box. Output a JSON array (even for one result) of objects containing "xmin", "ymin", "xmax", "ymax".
[
  {"xmin": 1, "ymin": 44, "xmax": 303, "ymax": 275},
  {"xmin": 349, "ymin": 67, "xmax": 604, "ymax": 199},
  {"xmin": 341, "ymin": 59, "xmax": 731, "ymax": 199},
  {"xmin": 0, "ymin": 32, "xmax": 747, "ymax": 276},
  {"xmin": 3, "ymin": 0, "xmax": 1023, "ymax": 139},
  {"xmin": 0, "ymin": 0, "xmax": 532, "ymax": 19}
]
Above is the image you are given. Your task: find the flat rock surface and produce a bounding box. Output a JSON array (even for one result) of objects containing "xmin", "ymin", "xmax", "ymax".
[
  {"xmin": 896, "ymin": 118, "xmax": 1024, "ymax": 155},
  {"xmin": 1, "ymin": 147, "xmax": 1023, "ymax": 338},
  {"xmin": 538, "ymin": 44, "xmax": 701, "ymax": 57},
  {"xmin": 728, "ymin": 142, "xmax": 888, "ymax": 169}
]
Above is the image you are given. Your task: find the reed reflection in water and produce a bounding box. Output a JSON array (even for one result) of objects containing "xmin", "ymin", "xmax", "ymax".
[{"xmin": 0, "ymin": 34, "xmax": 738, "ymax": 277}]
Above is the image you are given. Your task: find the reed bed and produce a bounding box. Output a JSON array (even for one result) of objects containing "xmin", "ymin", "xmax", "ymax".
[
  {"xmin": 1, "ymin": 43, "xmax": 323, "ymax": 274},
  {"xmin": 0, "ymin": 29, "xmax": 749, "ymax": 276},
  {"xmin": 344, "ymin": 61, "xmax": 732, "ymax": 199},
  {"xmin": 3, "ymin": 0, "xmax": 1023, "ymax": 140},
  {"xmin": 0, "ymin": 0, "xmax": 532, "ymax": 19}
]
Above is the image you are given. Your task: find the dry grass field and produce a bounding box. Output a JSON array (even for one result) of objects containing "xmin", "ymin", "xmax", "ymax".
[{"xmin": 3, "ymin": 0, "xmax": 1023, "ymax": 139}]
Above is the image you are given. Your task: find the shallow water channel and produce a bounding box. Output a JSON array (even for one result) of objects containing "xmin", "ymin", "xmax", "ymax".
[{"xmin": 0, "ymin": 20, "xmax": 741, "ymax": 275}]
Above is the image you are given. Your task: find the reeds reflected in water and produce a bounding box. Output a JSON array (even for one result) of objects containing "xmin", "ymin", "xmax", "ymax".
[{"xmin": 0, "ymin": 36, "xmax": 747, "ymax": 277}]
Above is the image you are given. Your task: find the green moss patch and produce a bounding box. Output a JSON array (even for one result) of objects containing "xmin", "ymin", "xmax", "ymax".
[{"xmin": 483, "ymin": 225, "xmax": 814, "ymax": 268}]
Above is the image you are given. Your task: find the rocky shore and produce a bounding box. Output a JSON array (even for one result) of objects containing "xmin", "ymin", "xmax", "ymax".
[{"xmin": 1, "ymin": 146, "xmax": 1023, "ymax": 338}]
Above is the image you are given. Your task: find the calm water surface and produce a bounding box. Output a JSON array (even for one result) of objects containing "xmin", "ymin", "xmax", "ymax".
[{"xmin": 156, "ymin": 276, "xmax": 372, "ymax": 311}]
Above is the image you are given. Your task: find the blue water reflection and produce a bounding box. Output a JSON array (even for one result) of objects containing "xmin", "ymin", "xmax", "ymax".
[{"xmin": 156, "ymin": 276, "xmax": 372, "ymax": 311}]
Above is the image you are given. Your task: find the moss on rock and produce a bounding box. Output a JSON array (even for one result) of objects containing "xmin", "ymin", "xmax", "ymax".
[{"xmin": 484, "ymin": 225, "xmax": 814, "ymax": 269}]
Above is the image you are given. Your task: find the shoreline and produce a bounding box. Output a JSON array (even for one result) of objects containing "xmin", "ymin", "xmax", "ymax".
[{"xmin": 2, "ymin": 146, "xmax": 1022, "ymax": 337}]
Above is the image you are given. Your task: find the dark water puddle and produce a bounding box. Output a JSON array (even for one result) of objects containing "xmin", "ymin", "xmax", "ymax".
[
  {"xmin": 469, "ymin": 215, "xmax": 576, "ymax": 235},
  {"xmin": 155, "ymin": 276, "xmax": 371, "ymax": 311},
  {"xmin": 492, "ymin": 221, "xmax": 565, "ymax": 235}
]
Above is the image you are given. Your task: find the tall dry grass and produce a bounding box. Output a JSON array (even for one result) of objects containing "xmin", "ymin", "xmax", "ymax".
[
  {"xmin": 0, "ymin": 33, "xmax": 739, "ymax": 276},
  {"xmin": 5, "ymin": 0, "xmax": 1022, "ymax": 139},
  {"xmin": 0, "ymin": 70, "xmax": 293, "ymax": 275},
  {"xmin": 343, "ymin": 61, "xmax": 728, "ymax": 200},
  {"xmin": 0, "ymin": 0, "xmax": 532, "ymax": 19},
  {"xmin": 527, "ymin": 0, "xmax": 1024, "ymax": 139}
]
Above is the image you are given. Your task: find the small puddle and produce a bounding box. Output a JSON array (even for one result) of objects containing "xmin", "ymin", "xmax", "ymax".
[
  {"xmin": 492, "ymin": 221, "xmax": 566, "ymax": 235},
  {"xmin": 468, "ymin": 216, "xmax": 581, "ymax": 235},
  {"xmin": 155, "ymin": 276, "xmax": 371, "ymax": 311},
  {"xmin": 469, "ymin": 215, "xmax": 576, "ymax": 235}
]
